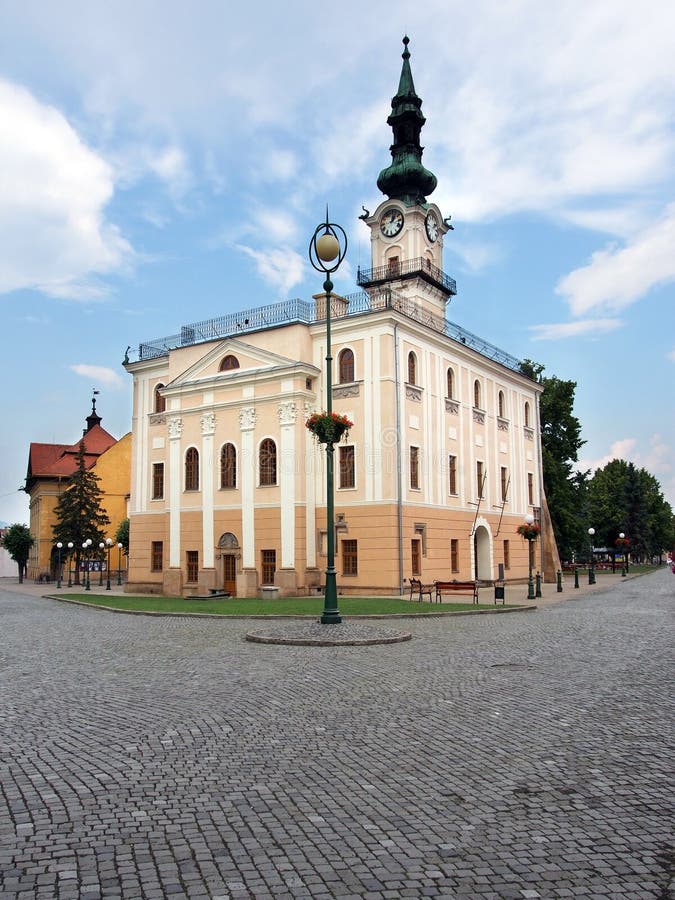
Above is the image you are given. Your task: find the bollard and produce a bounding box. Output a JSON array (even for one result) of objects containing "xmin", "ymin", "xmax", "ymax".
[
  {"xmin": 535, "ymin": 571, "xmax": 542, "ymax": 598},
  {"xmin": 574, "ymin": 567, "xmax": 579, "ymax": 589},
  {"xmin": 621, "ymin": 565, "xmax": 626, "ymax": 577},
  {"xmin": 557, "ymin": 570, "xmax": 563, "ymax": 592}
]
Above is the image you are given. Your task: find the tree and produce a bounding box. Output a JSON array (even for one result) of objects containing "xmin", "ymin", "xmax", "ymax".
[
  {"xmin": 1, "ymin": 524, "xmax": 34, "ymax": 583},
  {"xmin": 115, "ymin": 518, "xmax": 129, "ymax": 556},
  {"xmin": 520, "ymin": 360, "xmax": 587, "ymax": 560},
  {"xmin": 52, "ymin": 440, "xmax": 111, "ymax": 585}
]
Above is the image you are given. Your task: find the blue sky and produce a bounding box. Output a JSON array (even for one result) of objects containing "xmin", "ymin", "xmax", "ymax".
[{"xmin": 1, "ymin": 0, "xmax": 674, "ymax": 526}]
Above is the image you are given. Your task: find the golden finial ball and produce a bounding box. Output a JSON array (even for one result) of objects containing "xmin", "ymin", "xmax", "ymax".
[{"xmin": 316, "ymin": 233, "xmax": 340, "ymax": 262}]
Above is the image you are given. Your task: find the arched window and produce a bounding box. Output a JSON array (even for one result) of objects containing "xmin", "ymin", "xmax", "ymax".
[
  {"xmin": 219, "ymin": 355, "xmax": 240, "ymax": 372},
  {"xmin": 154, "ymin": 384, "xmax": 166, "ymax": 414},
  {"xmin": 259, "ymin": 439, "xmax": 277, "ymax": 486},
  {"xmin": 446, "ymin": 367, "xmax": 455, "ymax": 400},
  {"xmin": 220, "ymin": 443, "xmax": 237, "ymax": 489},
  {"xmin": 524, "ymin": 401, "xmax": 531, "ymax": 427},
  {"xmin": 473, "ymin": 379, "xmax": 481, "ymax": 409},
  {"xmin": 407, "ymin": 351, "xmax": 417, "ymax": 385},
  {"xmin": 498, "ymin": 390, "xmax": 505, "ymax": 418},
  {"xmin": 185, "ymin": 447, "xmax": 199, "ymax": 491},
  {"xmin": 338, "ymin": 348, "xmax": 354, "ymax": 384}
]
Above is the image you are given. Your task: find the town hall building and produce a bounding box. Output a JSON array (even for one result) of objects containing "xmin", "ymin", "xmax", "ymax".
[{"xmin": 124, "ymin": 38, "xmax": 556, "ymax": 598}]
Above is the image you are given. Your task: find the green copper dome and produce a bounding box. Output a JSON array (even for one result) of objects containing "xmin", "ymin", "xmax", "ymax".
[{"xmin": 377, "ymin": 36, "xmax": 437, "ymax": 206}]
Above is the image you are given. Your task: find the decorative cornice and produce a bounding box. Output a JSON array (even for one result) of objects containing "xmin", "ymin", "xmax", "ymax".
[
  {"xmin": 278, "ymin": 401, "xmax": 297, "ymax": 426},
  {"xmin": 524, "ymin": 426, "xmax": 534, "ymax": 441},
  {"xmin": 497, "ymin": 417, "xmax": 510, "ymax": 432},
  {"xmin": 333, "ymin": 384, "xmax": 360, "ymax": 399},
  {"xmin": 239, "ymin": 407, "xmax": 256, "ymax": 431},
  {"xmin": 167, "ymin": 417, "xmax": 183, "ymax": 440},
  {"xmin": 445, "ymin": 399, "xmax": 459, "ymax": 415},
  {"xmin": 149, "ymin": 413, "xmax": 166, "ymax": 426},
  {"xmin": 200, "ymin": 412, "xmax": 216, "ymax": 436},
  {"xmin": 406, "ymin": 385, "xmax": 423, "ymax": 402},
  {"xmin": 473, "ymin": 409, "xmax": 486, "ymax": 425}
]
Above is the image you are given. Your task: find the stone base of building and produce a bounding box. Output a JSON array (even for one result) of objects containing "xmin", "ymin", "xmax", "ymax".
[
  {"xmin": 162, "ymin": 568, "xmax": 184, "ymax": 597},
  {"xmin": 237, "ymin": 568, "xmax": 259, "ymax": 598},
  {"xmin": 125, "ymin": 581, "xmax": 164, "ymax": 595}
]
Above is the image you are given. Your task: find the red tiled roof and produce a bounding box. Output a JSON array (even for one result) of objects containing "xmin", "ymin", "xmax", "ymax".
[{"xmin": 27, "ymin": 425, "xmax": 117, "ymax": 480}]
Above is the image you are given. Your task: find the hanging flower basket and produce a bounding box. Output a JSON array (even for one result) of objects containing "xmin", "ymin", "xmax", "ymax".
[
  {"xmin": 305, "ymin": 411, "xmax": 353, "ymax": 444},
  {"xmin": 517, "ymin": 522, "xmax": 540, "ymax": 541}
]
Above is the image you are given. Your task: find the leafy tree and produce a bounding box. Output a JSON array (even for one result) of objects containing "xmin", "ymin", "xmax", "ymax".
[
  {"xmin": 52, "ymin": 440, "xmax": 111, "ymax": 585},
  {"xmin": 115, "ymin": 518, "xmax": 129, "ymax": 556},
  {"xmin": 520, "ymin": 359, "xmax": 587, "ymax": 560},
  {"xmin": 1, "ymin": 524, "xmax": 34, "ymax": 583}
]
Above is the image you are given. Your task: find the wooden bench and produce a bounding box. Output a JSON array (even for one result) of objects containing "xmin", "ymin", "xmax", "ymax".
[
  {"xmin": 408, "ymin": 577, "xmax": 433, "ymax": 602},
  {"xmin": 434, "ymin": 580, "xmax": 479, "ymax": 604}
]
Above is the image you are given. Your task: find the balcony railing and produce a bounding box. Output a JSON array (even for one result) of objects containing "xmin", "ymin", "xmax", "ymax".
[{"xmin": 357, "ymin": 257, "xmax": 457, "ymax": 295}]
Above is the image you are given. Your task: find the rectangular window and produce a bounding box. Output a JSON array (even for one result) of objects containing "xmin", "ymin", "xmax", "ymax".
[
  {"xmin": 476, "ymin": 461, "xmax": 484, "ymax": 499},
  {"xmin": 503, "ymin": 539, "xmax": 510, "ymax": 571},
  {"xmin": 410, "ymin": 446, "xmax": 420, "ymax": 490},
  {"xmin": 411, "ymin": 539, "xmax": 421, "ymax": 576},
  {"xmin": 186, "ymin": 550, "xmax": 199, "ymax": 583},
  {"xmin": 151, "ymin": 541, "xmax": 163, "ymax": 572},
  {"xmin": 152, "ymin": 462, "xmax": 164, "ymax": 500},
  {"xmin": 450, "ymin": 539, "xmax": 459, "ymax": 573},
  {"xmin": 339, "ymin": 445, "xmax": 355, "ymax": 489},
  {"xmin": 528, "ymin": 472, "xmax": 534, "ymax": 505},
  {"xmin": 342, "ymin": 539, "xmax": 358, "ymax": 576},
  {"xmin": 261, "ymin": 549, "xmax": 276, "ymax": 585},
  {"xmin": 500, "ymin": 466, "xmax": 508, "ymax": 502},
  {"xmin": 448, "ymin": 454, "xmax": 457, "ymax": 495}
]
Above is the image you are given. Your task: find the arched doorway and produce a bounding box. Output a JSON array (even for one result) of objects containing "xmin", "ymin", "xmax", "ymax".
[
  {"xmin": 473, "ymin": 523, "xmax": 492, "ymax": 581},
  {"xmin": 217, "ymin": 532, "xmax": 239, "ymax": 596}
]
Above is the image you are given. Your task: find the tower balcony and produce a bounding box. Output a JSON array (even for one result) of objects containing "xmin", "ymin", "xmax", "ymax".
[{"xmin": 357, "ymin": 257, "xmax": 457, "ymax": 296}]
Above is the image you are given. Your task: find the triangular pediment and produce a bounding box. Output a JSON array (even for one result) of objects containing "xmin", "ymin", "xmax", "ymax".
[{"xmin": 164, "ymin": 337, "xmax": 317, "ymax": 390}]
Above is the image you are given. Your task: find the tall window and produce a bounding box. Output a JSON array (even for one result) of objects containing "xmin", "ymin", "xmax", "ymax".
[
  {"xmin": 498, "ymin": 390, "xmax": 505, "ymax": 418},
  {"xmin": 528, "ymin": 472, "xmax": 534, "ymax": 505},
  {"xmin": 524, "ymin": 401, "xmax": 531, "ymax": 427},
  {"xmin": 151, "ymin": 541, "xmax": 163, "ymax": 572},
  {"xmin": 259, "ymin": 439, "xmax": 277, "ymax": 486},
  {"xmin": 388, "ymin": 255, "xmax": 400, "ymax": 275},
  {"xmin": 411, "ymin": 539, "xmax": 421, "ymax": 576},
  {"xmin": 476, "ymin": 461, "xmax": 484, "ymax": 499},
  {"xmin": 154, "ymin": 384, "xmax": 166, "ymax": 414},
  {"xmin": 185, "ymin": 448, "xmax": 199, "ymax": 491},
  {"xmin": 342, "ymin": 540, "xmax": 358, "ymax": 576},
  {"xmin": 407, "ymin": 351, "xmax": 417, "ymax": 385},
  {"xmin": 186, "ymin": 550, "xmax": 199, "ymax": 583},
  {"xmin": 410, "ymin": 446, "xmax": 420, "ymax": 490},
  {"xmin": 152, "ymin": 462, "xmax": 164, "ymax": 500},
  {"xmin": 500, "ymin": 466, "xmax": 508, "ymax": 502},
  {"xmin": 448, "ymin": 455, "xmax": 457, "ymax": 495},
  {"xmin": 473, "ymin": 379, "xmax": 481, "ymax": 409},
  {"xmin": 446, "ymin": 367, "xmax": 455, "ymax": 400},
  {"xmin": 261, "ymin": 549, "xmax": 276, "ymax": 585},
  {"xmin": 339, "ymin": 445, "xmax": 355, "ymax": 489},
  {"xmin": 219, "ymin": 355, "xmax": 239, "ymax": 371},
  {"xmin": 503, "ymin": 539, "xmax": 511, "ymax": 571},
  {"xmin": 220, "ymin": 443, "xmax": 237, "ymax": 489},
  {"xmin": 338, "ymin": 348, "xmax": 354, "ymax": 384},
  {"xmin": 450, "ymin": 539, "xmax": 459, "ymax": 573}
]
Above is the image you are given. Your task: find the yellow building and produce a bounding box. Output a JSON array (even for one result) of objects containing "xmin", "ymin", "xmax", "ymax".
[
  {"xmin": 124, "ymin": 38, "xmax": 559, "ymax": 598},
  {"xmin": 23, "ymin": 397, "xmax": 131, "ymax": 581}
]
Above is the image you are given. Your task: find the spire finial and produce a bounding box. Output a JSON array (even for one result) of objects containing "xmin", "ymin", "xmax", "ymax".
[{"xmin": 402, "ymin": 35, "xmax": 410, "ymax": 59}]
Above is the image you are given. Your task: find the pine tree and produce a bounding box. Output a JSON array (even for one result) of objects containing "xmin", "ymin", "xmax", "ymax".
[
  {"xmin": 1, "ymin": 524, "xmax": 34, "ymax": 583},
  {"xmin": 52, "ymin": 440, "xmax": 111, "ymax": 585}
]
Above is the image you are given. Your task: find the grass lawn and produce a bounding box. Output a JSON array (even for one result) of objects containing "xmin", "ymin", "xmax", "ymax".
[{"xmin": 57, "ymin": 594, "xmax": 524, "ymax": 616}]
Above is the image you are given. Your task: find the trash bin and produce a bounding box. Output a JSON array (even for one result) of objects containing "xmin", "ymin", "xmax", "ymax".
[{"xmin": 494, "ymin": 583, "xmax": 505, "ymax": 602}]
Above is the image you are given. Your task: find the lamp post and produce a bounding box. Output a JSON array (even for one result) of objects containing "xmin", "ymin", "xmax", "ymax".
[
  {"xmin": 617, "ymin": 532, "xmax": 630, "ymax": 576},
  {"xmin": 105, "ymin": 538, "xmax": 112, "ymax": 590},
  {"xmin": 521, "ymin": 514, "xmax": 537, "ymax": 600},
  {"xmin": 56, "ymin": 542, "xmax": 63, "ymax": 589},
  {"xmin": 309, "ymin": 210, "xmax": 348, "ymax": 625},
  {"xmin": 588, "ymin": 527, "xmax": 596, "ymax": 585},
  {"xmin": 67, "ymin": 542, "xmax": 74, "ymax": 587},
  {"xmin": 97, "ymin": 542, "xmax": 105, "ymax": 586},
  {"xmin": 82, "ymin": 540, "xmax": 91, "ymax": 591},
  {"xmin": 117, "ymin": 542, "xmax": 123, "ymax": 586}
]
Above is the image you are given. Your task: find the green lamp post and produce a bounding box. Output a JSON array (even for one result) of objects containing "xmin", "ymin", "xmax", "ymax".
[
  {"xmin": 309, "ymin": 211, "xmax": 348, "ymax": 625},
  {"xmin": 518, "ymin": 514, "xmax": 539, "ymax": 601},
  {"xmin": 588, "ymin": 527, "xmax": 596, "ymax": 584}
]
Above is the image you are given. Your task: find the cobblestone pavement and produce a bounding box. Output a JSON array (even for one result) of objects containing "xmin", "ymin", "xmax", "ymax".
[{"xmin": 0, "ymin": 571, "xmax": 673, "ymax": 899}]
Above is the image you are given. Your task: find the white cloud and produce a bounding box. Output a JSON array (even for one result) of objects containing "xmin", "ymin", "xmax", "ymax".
[
  {"xmin": 578, "ymin": 439, "xmax": 638, "ymax": 475},
  {"xmin": 529, "ymin": 319, "xmax": 623, "ymax": 341},
  {"xmin": 556, "ymin": 206, "xmax": 675, "ymax": 316},
  {"xmin": 579, "ymin": 434, "xmax": 675, "ymax": 505},
  {"xmin": 0, "ymin": 78, "xmax": 133, "ymax": 299},
  {"xmin": 668, "ymin": 348, "xmax": 675, "ymax": 362},
  {"xmin": 235, "ymin": 245, "xmax": 306, "ymax": 295},
  {"xmin": 70, "ymin": 364, "xmax": 125, "ymax": 388}
]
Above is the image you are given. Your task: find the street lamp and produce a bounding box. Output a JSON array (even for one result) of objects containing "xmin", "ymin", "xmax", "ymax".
[
  {"xmin": 82, "ymin": 540, "xmax": 91, "ymax": 591},
  {"xmin": 309, "ymin": 210, "xmax": 348, "ymax": 625},
  {"xmin": 105, "ymin": 538, "xmax": 112, "ymax": 590},
  {"xmin": 117, "ymin": 542, "xmax": 123, "ymax": 586},
  {"xmin": 67, "ymin": 542, "xmax": 74, "ymax": 587},
  {"xmin": 56, "ymin": 542, "xmax": 63, "ymax": 589},
  {"xmin": 519, "ymin": 514, "xmax": 538, "ymax": 600},
  {"xmin": 98, "ymin": 542, "xmax": 105, "ymax": 586},
  {"xmin": 617, "ymin": 532, "xmax": 630, "ymax": 576},
  {"xmin": 588, "ymin": 527, "xmax": 596, "ymax": 585}
]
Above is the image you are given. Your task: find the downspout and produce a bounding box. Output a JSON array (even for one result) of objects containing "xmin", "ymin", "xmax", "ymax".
[
  {"xmin": 394, "ymin": 323, "xmax": 404, "ymax": 594},
  {"xmin": 534, "ymin": 389, "xmax": 545, "ymax": 579}
]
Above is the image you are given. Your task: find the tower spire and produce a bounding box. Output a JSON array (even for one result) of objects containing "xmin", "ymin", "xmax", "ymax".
[
  {"xmin": 85, "ymin": 390, "xmax": 102, "ymax": 432},
  {"xmin": 377, "ymin": 36, "xmax": 437, "ymax": 206}
]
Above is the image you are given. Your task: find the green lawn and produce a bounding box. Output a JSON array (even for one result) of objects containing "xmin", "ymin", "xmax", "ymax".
[{"xmin": 57, "ymin": 594, "xmax": 523, "ymax": 616}]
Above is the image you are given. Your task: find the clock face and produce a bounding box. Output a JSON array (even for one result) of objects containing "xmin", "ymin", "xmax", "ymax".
[
  {"xmin": 380, "ymin": 208, "xmax": 404, "ymax": 237},
  {"xmin": 425, "ymin": 212, "xmax": 439, "ymax": 242}
]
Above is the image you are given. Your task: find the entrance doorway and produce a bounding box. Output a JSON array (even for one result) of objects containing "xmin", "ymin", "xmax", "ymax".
[
  {"xmin": 217, "ymin": 532, "xmax": 239, "ymax": 596},
  {"xmin": 473, "ymin": 524, "xmax": 492, "ymax": 581}
]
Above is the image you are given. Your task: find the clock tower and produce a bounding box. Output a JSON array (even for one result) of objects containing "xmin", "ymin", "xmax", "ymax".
[{"xmin": 358, "ymin": 36, "xmax": 456, "ymax": 317}]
